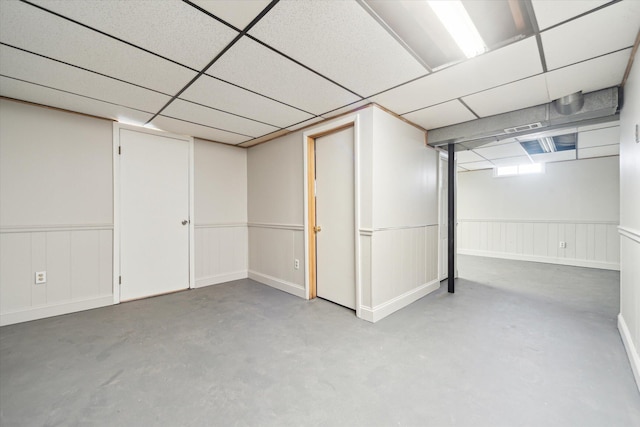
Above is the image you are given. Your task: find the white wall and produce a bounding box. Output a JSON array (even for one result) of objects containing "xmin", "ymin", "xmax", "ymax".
[
  {"xmin": 457, "ymin": 155, "xmax": 620, "ymax": 270},
  {"xmin": 194, "ymin": 139, "xmax": 248, "ymax": 287},
  {"xmin": 618, "ymin": 56, "xmax": 640, "ymax": 392},
  {"xmin": 0, "ymin": 99, "xmax": 114, "ymax": 325},
  {"xmin": 247, "ymin": 106, "xmax": 440, "ymax": 321}
]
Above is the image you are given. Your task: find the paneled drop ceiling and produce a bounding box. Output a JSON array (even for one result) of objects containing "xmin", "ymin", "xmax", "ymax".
[{"xmin": 0, "ymin": 0, "xmax": 638, "ymax": 152}]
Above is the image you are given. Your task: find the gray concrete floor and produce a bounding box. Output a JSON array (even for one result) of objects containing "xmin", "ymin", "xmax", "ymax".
[{"xmin": 1, "ymin": 255, "xmax": 639, "ymax": 426}]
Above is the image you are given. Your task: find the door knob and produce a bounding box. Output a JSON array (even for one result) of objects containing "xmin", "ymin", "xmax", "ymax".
[
  {"xmin": 182, "ymin": 220, "xmax": 188, "ymax": 225},
  {"xmin": 314, "ymin": 225, "xmax": 322, "ymax": 233}
]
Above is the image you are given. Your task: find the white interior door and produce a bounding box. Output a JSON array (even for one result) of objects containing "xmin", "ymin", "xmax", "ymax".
[
  {"xmin": 439, "ymin": 157, "xmax": 448, "ymax": 280},
  {"xmin": 315, "ymin": 127, "xmax": 356, "ymax": 310},
  {"xmin": 119, "ymin": 128, "xmax": 190, "ymax": 301}
]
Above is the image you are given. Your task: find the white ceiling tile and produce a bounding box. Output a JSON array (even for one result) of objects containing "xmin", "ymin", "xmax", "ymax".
[
  {"xmin": 578, "ymin": 144, "xmax": 619, "ymax": 159},
  {"xmin": 532, "ymin": 0, "xmax": 610, "ymax": 30},
  {"xmin": 0, "ymin": 76, "xmax": 152, "ymax": 125},
  {"xmin": 162, "ymin": 99, "xmax": 278, "ymax": 138},
  {"xmin": 490, "ymin": 156, "xmax": 532, "ymax": 166},
  {"xmin": 462, "ymin": 75, "xmax": 550, "ymax": 118},
  {"xmin": 474, "ymin": 142, "xmax": 528, "ymax": 159},
  {"xmin": 530, "ymin": 150, "xmax": 577, "ymax": 163},
  {"xmin": 287, "ymin": 117, "xmax": 325, "ymax": 131},
  {"xmin": 151, "ymin": 115, "xmax": 250, "ymax": 145},
  {"xmin": 578, "ymin": 126, "xmax": 620, "ymax": 148},
  {"xmin": 0, "ymin": 0, "xmax": 196, "ymax": 93},
  {"xmin": 577, "ymin": 120, "xmax": 619, "ymax": 132},
  {"xmin": 207, "ymin": 37, "xmax": 361, "ymax": 115},
  {"xmin": 541, "ymin": 1, "xmax": 640, "ymax": 70},
  {"xmin": 403, "ymin": 100, "xmax": 476, "ymax": 130},
  {"xmin": 29, "ymin": 0, "xmax": 238, "ymax": 70},
  {"xmin": 321, "ymin": 100, "xmax": 373, "ymax": 119},
  {"xmin": 249, "ymin": 0, "xmax": 427, "ymax": 97},
  {"xmin": 181, "ymin": 75, "xmax": 313, "ymax": 128},
  {"xmin": 457, "ymin": 166, "xmax": 468, "ymax": 172},
  {"xmin": 370, "ymin": 37, "xmax": 543, "ymax": 114},
  {"xmin": 456, "ymin": 150, "xmax": 485, "ymax": 164},
  {"xmin": 461, "ymin": 161, "xmax": 494, "ymax": 171},
  {"xmin": 545, "ymin": 49, "xmax": 630, "ymax": 100},
  {"xmin": 0, "ymin": 45, "xmax": 169, "ymax": 113},
  {"xmin": 190, "ymin": 0, "xmax": 271, "ymax": 30}
]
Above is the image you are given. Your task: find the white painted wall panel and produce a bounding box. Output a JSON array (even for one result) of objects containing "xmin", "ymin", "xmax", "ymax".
[
  {"xmin": 618, "ymin": 49, "xmax": 640, "ymax": 391},
  {"xmin": 0, "ymin": 234, "xmax": 31, "ymax": 313},
  {"xmin": 46, "ymin": 231, "xmax": 71, "ymax": 304}
]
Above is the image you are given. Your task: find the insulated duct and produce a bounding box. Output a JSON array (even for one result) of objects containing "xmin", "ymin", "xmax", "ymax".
[{"xmin": 427, "ymin": 87, "xmax": 619, "ymax": 149}]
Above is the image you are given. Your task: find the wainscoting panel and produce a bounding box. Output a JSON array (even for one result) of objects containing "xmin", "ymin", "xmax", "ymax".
[
  {"xmin": 369, "ymin": 225, "xmax": 439, "ymax": 319},
  {"xmin": 248, "ymin": 224, "xmax": 305, "ymax": 296},
  {"xmin": 194, "ymin": 224, "xmax": 248, "ymax": 288},
  {"xmin": 0, "ymin": 226, "xmax": 113, "ymax": 326},
  {"xmin": 458, "ymin": 220, "xmax": 619, "ymax": 270}
]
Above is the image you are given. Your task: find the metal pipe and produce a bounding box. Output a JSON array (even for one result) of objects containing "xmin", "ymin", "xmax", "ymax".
[{"xmin": 448, "ymin": 143, "xmax": 455, "ymax": 293}]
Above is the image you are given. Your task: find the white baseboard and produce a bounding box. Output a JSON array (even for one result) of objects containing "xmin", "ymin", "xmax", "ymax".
[
  {"xmin": 0, "ymin": 295, "xmax": 113, "ymax": 327},
  {"xmin": 248, "ymin": 270, "xmax": 306, "ymax": 299},
  {"xmin": 359, "ymin": 279, "xmax": 441, "ymax": 323},
  {"xmin": 194, "ymin": 270, "xmax": 248, "ymax": 288},
  {"xmin": 618, "ymin": 313, "xmax": 640, "ymax": 393},
  {"xmin": 458, "ymin": 249, "xmax": 620, "ymax": 271}
]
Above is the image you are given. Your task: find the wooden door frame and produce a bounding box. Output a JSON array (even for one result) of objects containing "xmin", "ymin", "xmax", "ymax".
[
  {"xmin": 303, "ymin": 116, "xmax": 361, "ymax": 318},
  {"xmin": 112, "ymin": 123, "xmax": 195, "ymax": 304}
]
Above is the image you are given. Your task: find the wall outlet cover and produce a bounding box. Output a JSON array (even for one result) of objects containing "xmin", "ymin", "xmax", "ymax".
[{"xmin": 35, "ymin": 271, "xmax": 46, "ymax": 284}]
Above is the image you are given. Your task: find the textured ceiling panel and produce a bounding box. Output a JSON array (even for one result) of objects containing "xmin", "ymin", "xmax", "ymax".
[
  {"xmin": 541, "ymin": 1, "xmax": 640, "ymax": 70},
  {"xmin": 207, "ymin": 37, "xmax": 361, "ymax": 115},
  {"xmin": 456, "ymin": 150, "xmax": 486, "ymax": 164},
  {"xmin": 475, "ymin": 142, "xmax": 528, "ymax": 159},
  {"xmin": 249, "ymin": 0, "xmax": 427, "ymax": 97},
  {"xmin": 162, "ymin": 99, "xmax": 278, "ymax": 138},
  {"xmin": 0, "ymin": 45, "xmax": 169, "ymax": 113},
  {"xmin": 577, "ymin": 144, "xmax": 619, "ymax": 159},
  {"xmin": 0, "ymin": 0, "xmax": 196, "ymax": 94},
  {"xmin": 320, "ymin": 100, "xmax": 373, "ymax": 119},
  {"xmin": 490, "ymin": 156, "xmax": 532, "ymax": 166},
  {"xmin": 578, "ymin": 126, "xmax": 620, "ymax": 149},
  {"xmin": 190, "ymin": 0, "xmax": 271, "ymax": 30},
  {"xmin": 462, "ymin": 75, "xmax": 550, "ymax": 118},
  {"xmin": 403, "ymin": 100, "xmax": 476, "ymax": 130},
  {"xmin": 150, "ymin": 115, "xmax": 250, "ymax": 145},
  {"xmin": 181, "ymin": 75, "xmax": 313, "ymax": 128},
  {"xmin": 0, "ymin": 76, "xmax": 152, "ymax": 125},
  {"xmin": 530, "ymin": 150, "xmax": 576, "ymax": 163},
  {"xmin": 286, "ymin": 117, "xmax": 325, "ymax": 131},
  {"xmin": 545, "ymin": 49, "xmax": 630, "ymax": 100},
  {"xmin": 532, "ymin": 0, "xmax": 610, "ymax": 30},
  {"xmin": 370, "ymin": 37, "xmax": 542, "ymax": 114},
  {"xmin": 29, "ymin": 0, "xmax": 238, "ymax": 70}
]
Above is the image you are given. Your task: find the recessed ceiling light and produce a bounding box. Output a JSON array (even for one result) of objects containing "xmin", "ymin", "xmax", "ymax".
[{"xmin": 426, "ymin": 0, "xmax": 486, "ymax": 58}]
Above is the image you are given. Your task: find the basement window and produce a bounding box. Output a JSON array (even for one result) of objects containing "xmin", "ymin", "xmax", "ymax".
[{"xmin": 494, "ymin": 163, "xmax": 544, "ymax": 177}]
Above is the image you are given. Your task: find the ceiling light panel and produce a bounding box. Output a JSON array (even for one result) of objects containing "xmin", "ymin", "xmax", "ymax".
[
  {"xmin": 578, "ymin": 126, "xmax": 620, "ymax": 149},
  {"xmin": 181, "ymin": 75, "xmax": 313, "ymax": 128},
  {"xmin": 189, "ymin": 0, "xmax": 271, "ymax": 30},
  {"xmin": 0, "ymin": 76, "xmax": 153, "ymax": 125},
  {"xmin": 207, "ymin": 37, "xmax": 360, "ymax": 115},
  {"xmin": 464, "ymin": 0, "xmax": 534, "ymax": 50},
  {"xmin": 403, "ymin": 100, "xmax": 476, "ymax": 130},
  {"xmin": 541, "ymin": 1, "xmax": 640, "ymax": 70},
  {"xmin": 545, "ymin": 49, "xmax": 630, "ymax": 100},
  {"xmin": 0, "ymin": 45, "xmax": 169, "ymax": 113},
  {"xmin": 151, "ymin": 115, "xmax": 250, "ymax": 145},
  {"xmin": 371, "ymin": 37, "xmax": 542, "ymax": 114},
  {"xmin": 0, "ymin": 1, "xmax": 196, "ymax": 94},
  {"xmin": 532, "ymin": 0, "xmax": 611, "ymax": 30},
  {"xmin": 427, "ymin": 0, "xmax": 486, "ymax": 59},
  {"xmin": 248, "ymin": 0, "xmax": 427, "ymax": 97},
  {"xmin": 29, "ymin": 0, "xmax": 238, "ymax": 70},
  {"xmin": 474, "ymin": 141, "xmax": 528, "ymax": 159},
  {"xmin": 462, "ymin": 74, "xmax": 550, "ymax": 118},
  {"xmin": 162, "ymin": 99, "xmax": 278, "ymax": 138}
]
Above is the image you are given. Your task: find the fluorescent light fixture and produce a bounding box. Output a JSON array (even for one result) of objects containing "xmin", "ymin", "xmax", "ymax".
[
  {"xmin": 538, "ymin": 137, "xmax": 557, "ymax": 153},
  {"xmin": 427, "ymin": 0, "xmax": 486, "ymax": 58}
]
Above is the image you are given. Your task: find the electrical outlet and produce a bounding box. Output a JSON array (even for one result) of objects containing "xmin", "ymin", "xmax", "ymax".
[
  {"xmin": 35, "ymin": 271, "xmax": 46, "ymax": 284},
  {"xmin": 294, "ymin": 259, "xmax": 300, "ymax": 270},
  {"xmin": 559, "ymin": 241, "xmax": 566, "ymax": 249}
]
